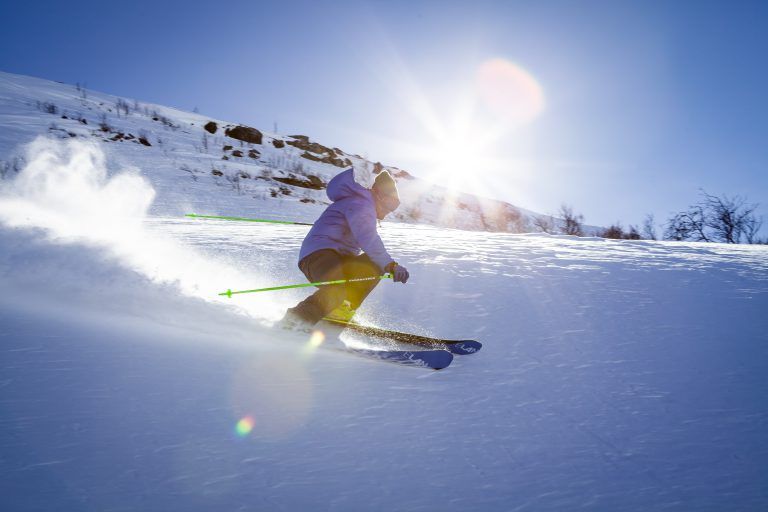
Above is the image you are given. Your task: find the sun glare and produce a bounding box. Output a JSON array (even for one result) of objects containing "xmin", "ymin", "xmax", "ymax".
[
  {"xmin": 362, "ymin": 38, "xmax": 546, "ymax": 203},
  {"xmin": 409, "ymin": 58, "xmax": 546, "ymax": 196}
]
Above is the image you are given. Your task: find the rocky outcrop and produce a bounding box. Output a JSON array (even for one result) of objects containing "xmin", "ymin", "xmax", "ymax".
[
  {"xmin": 286, "ymin": 135, "xmax": 333, "ymax": 155},
  {"xmin": 273, "ymin": 173, "xmax": 326, "ymax": 190},
  {"xmin": 204, "ymin": 121, "xmax": 218, "ymax": 134},
  {"xmin": 299, "ymin": 151, "xmax": 323, "ymax": 162},
  {"xmin": 224, "ymin": 125, "xmax": 263, "ymax": 145},
  {"xmin": 287, "ymin": 135, "xmax": 350, "ymax": 168}
]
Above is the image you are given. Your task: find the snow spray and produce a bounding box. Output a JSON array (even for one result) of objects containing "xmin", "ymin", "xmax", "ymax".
[{"xmin": 0, "ymin": 136, "xmax": 281, "ymax": 320}]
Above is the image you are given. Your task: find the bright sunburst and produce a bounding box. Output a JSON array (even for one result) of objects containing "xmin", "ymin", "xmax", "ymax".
[{"xmin": 392, "ymin": 57, "xmax": 546, "ymax": 197}]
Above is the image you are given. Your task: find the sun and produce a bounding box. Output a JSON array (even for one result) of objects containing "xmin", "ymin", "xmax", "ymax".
[
  {"xmin": 360, "ymin": 49, "xmax": 546, "ymax": 201},
  {"xmin": 425, "ymin": 121, "xmax": 500, "ymax": 193},
  {"xmin": 409, "ymin": 58, "xmax": 546, "ymax": 195}
]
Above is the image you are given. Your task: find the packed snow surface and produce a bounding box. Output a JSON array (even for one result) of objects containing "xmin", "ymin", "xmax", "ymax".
[{"xmin": 1, "ymin": 141, "xmax": 768, "ymax": 510}]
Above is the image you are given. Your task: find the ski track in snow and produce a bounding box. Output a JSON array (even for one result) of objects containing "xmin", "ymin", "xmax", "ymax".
[{"xmin": 1, "ymin": 212, "xmax": 767, "ymax": 511}]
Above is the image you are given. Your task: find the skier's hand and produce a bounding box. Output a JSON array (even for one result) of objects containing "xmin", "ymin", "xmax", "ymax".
[{"xmin": 386, "ymin": 262, "xmax": 409, "ymax": 284}]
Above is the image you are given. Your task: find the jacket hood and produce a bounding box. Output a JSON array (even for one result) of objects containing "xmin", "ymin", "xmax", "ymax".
[
  {"xmin": 326, "ymin": 162, "xmax": 399, "ymax": 209},
  {"xmin": 326, "ymin": 166, "xmax": 373, "ymax": 202},
  {"xmin": 326, "ymin": 169, "xmax": 371, "ymax": 202}
]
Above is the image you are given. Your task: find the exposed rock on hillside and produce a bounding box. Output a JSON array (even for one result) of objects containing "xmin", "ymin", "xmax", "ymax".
[
  {"xmin": 287, "ymin": 135, "xmax": 351, "ymax": 168},
  {"xmin": 204, "ymin": 121, "xmax": 218, "ymax": 134},
  {"xmin": 224, "ymin": 125, "xmax": 262, "ymax": 145},
  {"xmin": 273, "ymin": 173, "xmax": 326, "ymax": 190}
]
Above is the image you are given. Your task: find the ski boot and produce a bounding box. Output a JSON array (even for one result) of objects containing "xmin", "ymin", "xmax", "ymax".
[
  {"xmin": 277, "ymin": 310, "xmax": 315, "ymax": 333},
  {"xmin": 324, "ymin": 300, "xmax": 356, "ymax": 323}
]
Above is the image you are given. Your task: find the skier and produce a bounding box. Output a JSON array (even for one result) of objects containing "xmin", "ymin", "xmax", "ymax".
[{"xmin": 279, "ymin": 163, "xmax": 410, "ymax": 331}]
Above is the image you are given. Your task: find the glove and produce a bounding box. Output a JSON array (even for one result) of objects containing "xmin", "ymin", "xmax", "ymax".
[{"xmin": 386, "ymin": 262, "xmax": 409, "ymax": 284}]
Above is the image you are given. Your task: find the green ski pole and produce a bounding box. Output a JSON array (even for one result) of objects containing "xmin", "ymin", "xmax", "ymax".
[
  {"xmin": 219, "ymin": 274, "xmax": 393, "ymax": 298},
  {"xmin": 185, "ymin": 213, "xmax": 313, "ymax": 226}
]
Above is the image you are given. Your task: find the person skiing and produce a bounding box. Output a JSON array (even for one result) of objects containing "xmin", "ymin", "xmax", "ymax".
[{"xmin": 279, "ymin": 163, "xmax": 410, "ymax": 330}]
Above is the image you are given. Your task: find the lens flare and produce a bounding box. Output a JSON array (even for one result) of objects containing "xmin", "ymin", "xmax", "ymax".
[
  {"xmin": 235, "ymin": 416, "xmax": 255, "ymax": 437},
  {"xmin": 300, "ymin": 329, "xmax": 327, "ymax": 357},
  {"xmin": 476, "ymin": 58, "xmax": 545, "ymax": 124},
  {"xmin": 230, "ymin": 356, "xmax": 314, "ymax": 440},
  {"xmin": 309, "ymin": 330, "xmax": 325, "ymax": 348}
]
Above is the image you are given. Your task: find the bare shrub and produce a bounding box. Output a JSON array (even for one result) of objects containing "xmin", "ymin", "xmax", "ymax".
[
  {"xmin": 533, "ymin": 215, "xmax": 555, "ymax": 234},
  {"xmin": 743, "ymin": 215, "xmax": 763, "ymax": 244},
  {"xmin": 98, "ymin": 113, "xmax": 112, "ymax": 132},
  {"xmin": 37, "ymin": 101, "xmax": 59, "ymax": 115},
  {"xmin": 150, "ymin": 110, "xmax": 177, "ymax": 129},
  {"xmin": 666, "ymin": 203, "xmax": 709, "ymax": 242},
  {"xmin": 226, "ymin": 173, "xmax": 242, "ymax": 194},
  {"xmin": 559, "ymin": 204, "xmax": 584, "ymax": 236},
  {"xmin": 181, "ymin": 164, "xmax": 200, "ymax": 182},
  {"xmin": 664, "ymin": 190, "xmax": 762, "ymax": 244},
  {"xmin": 642, "ymin": 214, "xmax": 658, "ymax": 240},
  {"xmin": 701, "ymin": 191, "xmax": 761, "ymax": 244},
  {"xmin": 115, "ymin": 98, "xmax": 130, "ymax": 117},
  {"xmin": 76, "ymin": 82, "xmax": 87, "ymax": 100},
  {"xmin": 665, "ymin": 212, "xmax": 695, "ymax": 241},
  {"xmin": 599, "ymin": 224, "xmax": 625, "ymax": 239}
]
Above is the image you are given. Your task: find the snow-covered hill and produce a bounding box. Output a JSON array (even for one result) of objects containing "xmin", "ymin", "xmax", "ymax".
[
  {"xmin": 0, "ymin": 70, "xmax": 538, "ymax": 232},
  {"xmin": 1, "ymin": 132, "xmax": 767, "ymax": 510}
]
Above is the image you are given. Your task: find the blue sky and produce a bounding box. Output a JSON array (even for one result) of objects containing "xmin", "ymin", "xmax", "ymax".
[{"xmin": 1, "ymin": 0, "xmax": 766, "ymax": 230}]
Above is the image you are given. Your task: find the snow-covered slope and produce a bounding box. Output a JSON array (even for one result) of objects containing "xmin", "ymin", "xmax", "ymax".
[
  {"xmin": 0, "ymin": 70, "xmax": 537, "ymax": 232},
  {"xmin": 1, "ymin": 136, "xmax": 767, "ymax": 511}
]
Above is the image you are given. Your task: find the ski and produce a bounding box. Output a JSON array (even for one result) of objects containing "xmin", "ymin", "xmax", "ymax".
[
  {"xmin": 277, "ymin": 322, "xmax": 453, "ymax": 370},
  {"xmin": 336, "ymin": 346, "xmax": 453, "ymax": 370},
  {"xmin": 321, "ymin": 318, "xmax": 482, "ymax": 355}
]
